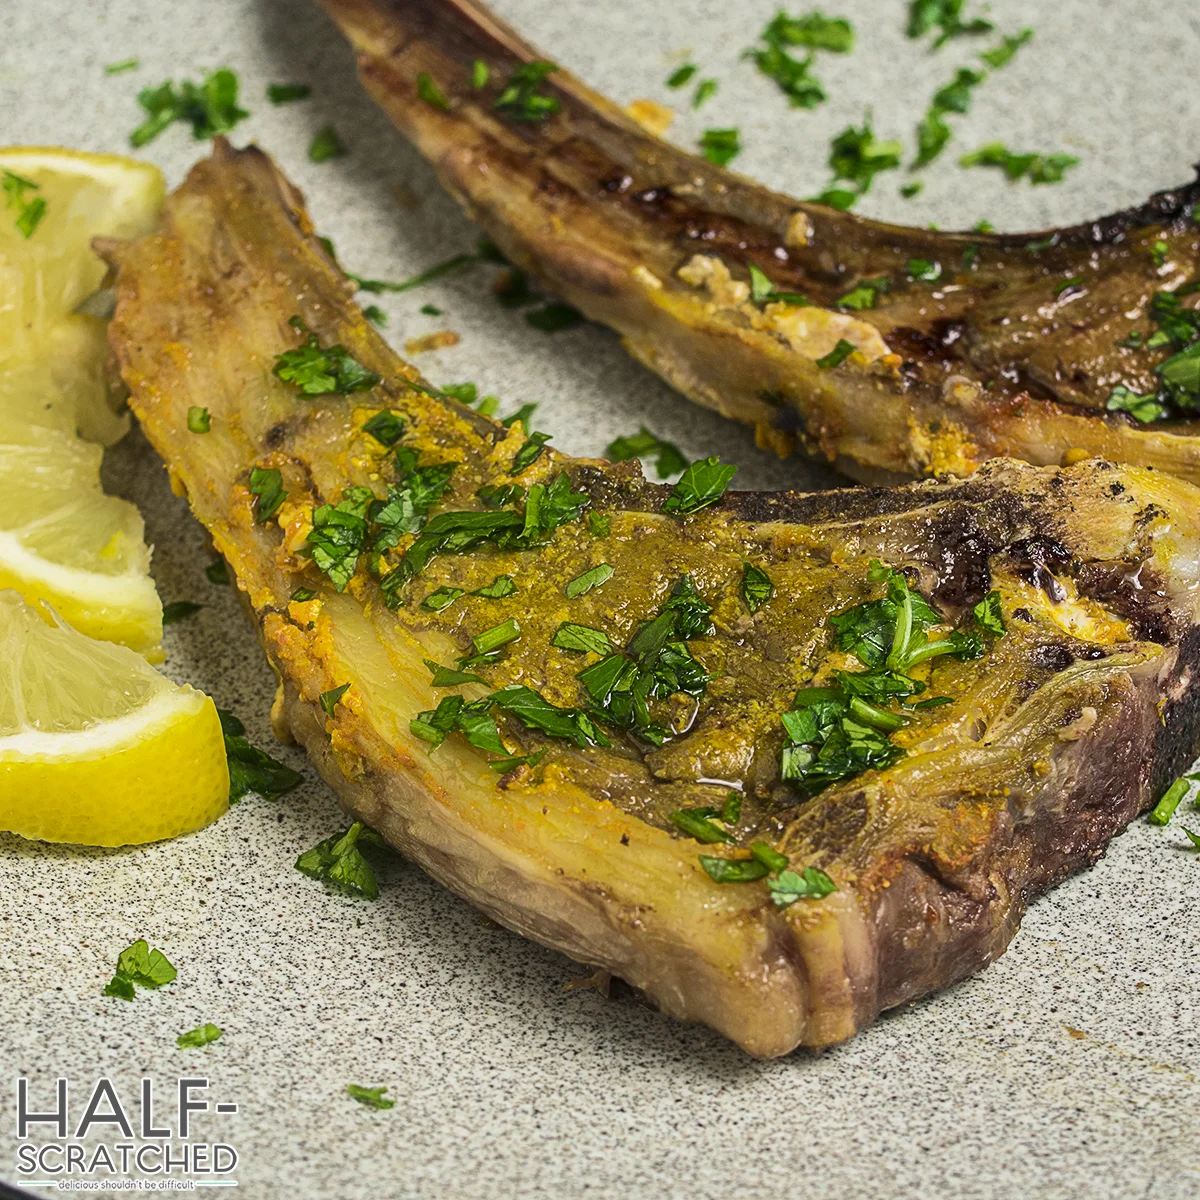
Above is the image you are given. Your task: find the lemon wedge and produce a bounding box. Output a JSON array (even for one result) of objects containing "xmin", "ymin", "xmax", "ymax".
[
  {"xmin": 0, "ymin": 147, "xmax": 166, "ymax": 656},
  {"xmin": 0, "ymin": 147, "xmax": 165, "ymax": 444},
  {"xmin": 0, "ymin": 591, "xmax": 229, "ymax": 846}
]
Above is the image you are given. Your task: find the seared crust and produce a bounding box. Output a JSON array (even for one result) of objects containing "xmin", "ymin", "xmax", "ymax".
[
  {"xmin": 317, "ymin": 0, "xmax": 1200, "ymax": 484},
  {"xmin": 103, "ymin": 142, "xmax": 1200, "ymax": 1056}
]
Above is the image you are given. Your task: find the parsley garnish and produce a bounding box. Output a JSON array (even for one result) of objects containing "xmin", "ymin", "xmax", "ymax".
[
  {"xmin": 973, "ymin": 589, "xmax": 1005, "ymax": 637},
  {"xmin": 1151, "ymin": 240, "xmax": 1170, "ymax": 268},
  {"xmin": 417, "ymin": 72, "xmax": 452, "ymax": 112},
  {"xmin": 320, "ymin": 683, "xmax": 351, "ymax": 716},
  {"xmin": 472, "ymin": 617, "xmax": 521, "ymax": 656},
  {"xmin": 587, "ymin": 512, "xmax": 612, "ymax": 538},
  {"xmin": 347, "ymin": 1085, "xmax": 394, "ymax": 1110},
  {"xmin": 510, "ymin": 431, "xmax": 553, "ymax": 473},
  {"xmin": 699, "ymin": 844, "xmax": 836, "ymax": 908},
  {"xmin": 296, "ymin": 822, "xmax": 387, "ymax": 899},
  {"xmin": 501, "ymin": 402, "xmax": 539, "ymax": 429},
  {"xmin": 959, "ymin": 142, "xmax": 1079, "ymax": 185},
  {"xmin": 421, "ymin": 303, "xmax": 442, "ymax": 316},
  {"xmin": 218, "ymin": 709, "xmax": 303, "ymax": 802},
  {"xmin": 912, "ymin": 67, "xmax": 985, "ymax": 169},
  {"xmin": 744, "ymin": 12, "xmax": 853, "ymax": 110},
  {"xmin": 424, "ymin": 659, "xmax": 488, "ymax": 687},
  {"xmin": 249, "ymin": 467, "xmax": 286, "ymax": 524},
  {"xmin": 525, "ymin": 302, "xmax": 584, "ymax": 331},
  {"xmin": 699, "ymin": 128, "xmax": 742, "ymax": 167},
  {"xmin": 205, "ymin": 560, "xmax": 230, "ymax": 585},
  {"xmin": 741, "ymin": 562, "xmax": 773, "ymax": 613},
  {"xmin": 472, "ymin": 60, "xmax": 490, "ymax": 89},
  {"xmin": 177, "ymin": 1023, "xmax": 222, "ymax": 1049},
  {"xmin": 566, "ymin": 563, "xmax": 614, "ymax": 597},
  {"xmin": 577, "ymin": 576, "xmax": 713, "ymax": 744},
  {"xmin": 472, "ymin": 575, "xmax": 517, "ymax": 599},
  {"xmin": 693, "ymin": 79, "xmax": 719, "ymax": 109},
  {"xmin": 747, "ymin": 263, "xmax": 810, "ymax": 308},
  {"xmin": 104, "ymin": 940, "xmax": 176, "ymax": 1000},
  {"xmin": 662, "ymin": 457, "xmax": 737, "ymax": 517},
  {"xmin": 422, "ymin": 587, "xmax": 464, "ymax": 612},
  {"xmin": 1159, "ymin": 342, "xmax": 1200, "ymax": 409},
  {"xmin": 979, "ymin": 28, "xmax": 1033, "ymax": 68},
  {"xmin": 187, "ymin": 406, "xmax": 211, "ymax": 433},
  {"xmin": 274, "ymin": 319, "xmax": 381, "ymax": 396},
  {"xmin": 130, "ymin": 70, "xmax": 249, "ymax": 147},
  {"xmin": 362, "ymin": 304, "xmax": 387, "ymax": 327},
  {"xmin": 162, "ymin": 600, "xmax": 204, "ymax": 625},
  {"xmin": 907, "ymin": 0, "xmax": 993, "ymax": 48},
  {"xmin": 667, "ymin": 63, "xmax": 698, "ymax": 88},
  {"xmin": 813, "ymin": 116, "xmax": 902, "ymax": 209},
  {"xmin": 290, "ymin": 588, "xmax": 316, "ymax": 602},
  {"xmin": 494, "ymin": 62, "xmax": 560, "ymax": 121},
  {"xmin": 815, "ymin": 339, "xmax": 857, "ymax": 368},
  {"xmin": 767, "ymin": 868, "xmax": 837, "ymax": 906},
  {"xmin": 349, "ymin": 251, "xmax": 479, "ymax": 295},
  {"xmin": 305, "ymin": 487, "xmax": 373, "ymax": 591},
  {"xmin": 2, "ymin": 170, "xmax": 46, "ymax": 239},
  {"xmin": 900, "ymin": 180, "xmax": 924, "ymax": 199},
  {"xmin": 606, "ymin": 427, "xmax": 688, "ymax": 479},
  {"xmin": 1149, "ymin": 777, "xmax": 1192, "ymax": 826},
  {"xmin": 838, "ymin": 276, "xmax": 889, "ymax": 310},
  {"xmin": 1106, "ymin": 386, "xmax": 1168, "ymax": 424},
  {"xmin": 361, "ymin": 410, "xmax": 406, "ymax": 447},
  {"xmin": 478, "ymin": 482, "xmax": 524, "ymax": 508},
  {"xmin": 267, "ymin": 83, "xmax": 310, "ymax": 104},
  {"xmin": 670, "ymin": 808, "xmax": 735, "ymax": 844},
  {"xmin": 552, "ymin": 623, "xmax": 613, "ymax": 656},
  {"xmin": 907, "ymin": 257, "xmax": 941, "ymax": 282},
  {"xmin": 491, "ymin": 684, "xmax": 607, "ymax": 746},
  {"xmin": 308, "ymin": 126, "xmax": 345, "ymax": 163},
  {"xmin": 105, "ymin": 59, "xmax": 139, "ymax": 75},
  {"xmin": 1055, "ymin": 276, "xmax": 1085, "ymax": 297},
  {"xmin": 769, "ymin": 11, "xmax": 855, "ymax": 52}
]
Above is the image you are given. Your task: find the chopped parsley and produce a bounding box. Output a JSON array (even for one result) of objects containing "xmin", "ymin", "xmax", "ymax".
[
  {"xmin": 349, "ymin": 251, "xmax": 478, "ymax": 295},
  {"xmin": 362, "ymin": 304, "xmax": 387, "ymax": 327},
  {"xmin": 424, "ymin": 659, "xmax": 487, "ymax": 688},
  {"xmin": 747, "ymin": 263, "xmax": 810, "ymax": 308},
  {"xmin": 907, "ymin": 0, "xmax": 993, "ymax": 48},
  {"xmin": 670, "ymin": 808, "xmax": 735, "ymax": 845},
  {"xmin": 767, "ymin": 867, "xmax": 837, "ymax": 906},
  {"xmin": 105, "ymin": 59, "xmax": 139, "ymax": 75},
  {"xmin": 218, "ymin": 708, "xmax": 303, "ymax": 803},
  {"xmin": 492, "ymin": 683, "xmax": 607, "ymax": 747},
  {"xmin": 422, "ymin": 587, "xmax": 464, "ymax": 612},
  {"xmin": 667, "ymin": 63, "xmax": 698, "ymax": 88},
  {"xmin": 692, "ymin": 79, "xmax": 719, "ymax": 109},
  {"xmin": 187, "ymin": 406, "xmax": 211, "ymax": 433},
  {"xmin": 290, "ymin": 588, "xmax": 316, "ymax": 602},
  {"xmin": 320, "ymin": 683, "xmax": 351, "ymax": 716},
  {"xmin": 699, "ymin": 843, "xmax": 835, "ymax": 908},
  {"xmin": 305, "ymin": 486, "xmax": 373, "ymax": 591},
  {"xmin": 274, "ymin": 319, "xmax": 381, "ymax": 396},
  {"xmin": 979, "ymin": 28, "xmax": 1033, "ymax": 68},
  {"xmin": 366, "ymin": 453, "xmax": 457, "ymax": 559},
  {"xmin": 662, "ymin": 457, "xmax": 737, "ymax": 517},
  {"xmin": 421, "ymin": 303, "xmax": 443, "ymax": 316},
  {"xmin": 1149, "ymin": 776, "xmax": 1191, "ymax": 826},
  {"xmin": 566, "ymin": 563, "xmax": 614, "ymax": 597},
  {"xmin": 205, "ymin": 560, "xmax": 230, "ymax": 585},
  {"xmin": 2, "ymin": 170, "xmax": 46, "ymax": 239},
  {"xmin": 699, "ymin": 128, "xmax": 741, "ymax": 167},
  {"xmin": 813, "ymin": 117, "xmax": 902, "ymax": 209},
  {"xmin": 501, "ymin": 403, "xmax": 539, "ymax": 429},
  {"xmin": 907, "ymin": 257, "xmax": 941, "ymax": 283},
  {"xmin": 267, "ymin": 83, "xmax": 310, "ymax": 104},
  {"xmin": 587, "ymin": 512, "xmax": 612, "ymax": 538},
  {"xmin": 815, "ymin": 338, "xmax": 857, "ymax": 368},
  {"xmin": 768, "ymin": 11, "xmax": 855, "ymax": 52},
  {"xmin": 1151, "ymin": 239, "xmax": 1170, "ymax": 268},
  {"xmin": 741, "ymin": 562, "xmax": 773, "ymax": 613},
  {"xmin": 912, "ymin": 67, "xmax": 985, "ymax": 169},
  {"xmin": 130, "ymin": 69, "xmax": 249, "ymax": 147},
  {"xmin": 249, "ymin": 467, "xmax": 287, "ymax": 524},
  {"xmin": 308, "ymin": 126, "xmax": 345, "ymax": 163},
  {"xmin": 417, "ymin": 72, "xmax": 452, "ymax": 112},
  {"xmin": 959, "ymin": 142, "xmax": 1079, "ymax": 185},
  {"xmin": 1106, "ymin": 386, "xmax": 1168, "ymax": 424},
  {"xmin": 347, "ymin": 1085, "xmax": 395, "ymax": 1110},
  {"xmin": 1184, "ymin": 827, "xmax": 1200, "ymax": 849},
  {"xmin": 472, "ymin": 617, "xmax": 521, "ymax": 656},
  {"xmin": 552, "ymin": 623, "xmax": 613, "ymax": 656},
  {"xmin": 577, "ymin": 576, "xmax": 713, "ymax": 745},
  {"xmin": 525, "ymin": 302, "xmax": 584, "ymax": 332},
  {"xmin": 606, "ymin": 427, "xmax": 688, "ymax": 479},
  {"xmin": 472, "ymin": 60, "xmax": 490, "ymax": 89},
  {"xmin": 104, "ymin": 940, "xmax": 176, "ymax": 1000},
  {"xmin": 1055, "ymin": 276, "xmax": 1085, "ymax": 297},
  {"xmin": 838, "ymin": 276, "xmax": 889, "ymax": 310},
  {"xmin": 973, "ymin": 589, "xmax": 1005, "ymax": 637},
  {"xmin": 473, "ymin": 575, "xmax": 518, "ymax": 599},
  {"xmin": 296, "ymin": 821, "xmax": 388, "ymax": 899},
  {"xmin": 510, "ymin": 431, "xmax": 553, "ymax": 473},
  {"xmin": 744, "ymin": 11, "xmax": 853, "ymax": 110},
  {"xmin": 493, "ymin": 62, "xmax": 560, "ymax": 121},
  {"xmin": 900, "ymin": 180, "xmax": 924, "ymax": 199},
  {"xmin": 361, "ymin": 410, "xmax": 406, "ymax": 447},
  {"xmin": 161, "ymin": 600, "xmax": 203, "ymax": 625},
  {"xmin": 177, "ymin": 1023, "xmax": 222, "ymax": 1049}
]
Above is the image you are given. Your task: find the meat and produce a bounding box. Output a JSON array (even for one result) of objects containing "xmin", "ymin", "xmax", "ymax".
[
  {"xmin": 315, "ymin": 0, "xmax": 1200, "ymax": 484},
  {"xmin": 101, "ymin": 142, "xmax": 1200, "ymax": 1056}
]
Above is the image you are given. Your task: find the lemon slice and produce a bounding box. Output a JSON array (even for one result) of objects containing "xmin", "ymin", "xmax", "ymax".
[
  {"xmin": 0, "ymin": 413, "xmax": 161, "ymax": 656},
  {"xmin": 0, "ymin": 147, "xmax": 165, "ymax": 444},
  {"xmin": 0, "ymin": 591, "xmax": 229, "ymax": 846}
]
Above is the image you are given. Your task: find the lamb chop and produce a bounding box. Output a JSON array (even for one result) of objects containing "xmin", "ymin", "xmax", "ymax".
[
  {"xmin": 101, "ymin": 141, "xmax": 1200, "ymax": 1056},
  {"xmin": 315, "ymin": 0, "xmax": 1200, "ymax": 485}
]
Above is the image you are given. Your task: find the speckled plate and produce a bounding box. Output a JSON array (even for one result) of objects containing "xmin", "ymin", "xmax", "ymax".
[{"xmin": 2, "ymin": 2, "xmax": 1199, "ymax": 1197}]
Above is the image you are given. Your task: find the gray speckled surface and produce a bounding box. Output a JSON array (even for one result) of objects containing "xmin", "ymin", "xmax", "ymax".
[{"xmin": 2, "ymin": 1, "xmax": 1200, "ymax": 1196}]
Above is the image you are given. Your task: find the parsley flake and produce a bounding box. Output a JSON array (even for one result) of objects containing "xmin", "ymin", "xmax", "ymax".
[
  {"xmin": 305, "ymin": 487, "xmax": 373, "ymax": 591},
  {"xmin": 2, "ymin": 170, "xmax": 46, "ymax": 239},
  {"xmin": 606, "ymin": 427, "xmax": 688, "ymax": 479},
  {"xmin": 267, "ymin": 83, "xmax": 310, "ymax": 104},
  {"xmin": 1106, "ymin": 386, "xmax": 1168, "ymax": 424},
  {"xmin": 693, "ymin": 79, "xmax": 719, "ymax": 109},
  {"xmin": 960, "ymin": 142, "xmax": 1079, "ymax": 185},
  {"xmin": 361, "ymin": 410, "xmax": 406, "ymax": 447},
  {"xmin": 699, "ymin": 128, "xmax": 742, "ymax": 167},
  {"xmin": 296, "ymin": 821, "xmax": 388, "ymax": 899},
  {"xmin": 422, "ymin": 587, "xmax": 464, "ymax": 612},
  {"xmin": 417, "ymin": 72, "xmax": 452, "ymax": 112},
  {"xmin": 667, "ymin": 63, "xmax": 698, "ymax": 88},
  {"xmin": 747, "ymin": 263, "xmax": 810, "ymax": 308},
  {"xmin": 308, "ymin": 125, "xmax": 345, "ymax": 163},
  {"xmin": 104, "ymin": 940, "xmax": 176, "ymax": 1000},
  {"xmin": 510, "ymin": 430, "xmax": 553, "ymax": 473},
  {"xmin": 979, "ymin": 28, "xmax": 1033, "ymax": 68},
  {"xmin": 552, "ymin": 623, "xmax": 613, "ymax": 656},
  {"xmin": 472, "ymin": 60, "xmax": 490, "ymax": 89},
  {"xmin": 472, "ymin": 575, "xmax": 518, "ymax": 599},
  {"xmin": 814, "ymin": 116, "xmax": 902, "ymax": 208},
  {"xmin": 105, "ymin": 59, "xmax": 139, "ymax": 75},
  {"xmin": 320, "ymin": 683, "xmax": 351, "ymax": 717},
  {"xmin": 662, "ymin": 457, "xmax": 736, "ymax": 517},
  {"xmin": 130, "ymin": 69, "xmax": 249, "ymax": 147},
  {"xmin": 249, "ymin": 467, "xmax": 287, "ymax": 524},
  {"xmin": 162, "ymin": 600, "xmax": 204, "ymax": 626},
  {"xmin": 218, "ymin": 709, "xmax": 303, "ymax": 803},
  {"xmin": 347, "ymin": 1085, "xmax": 395, "ymax": 1110},
  {"xmin": 494, "ymin": 62, "xmax": 560, "ymax": 121},
  {"xmin": 907, "ymin": 0, "xmax": 993, "ymax": 48},
  {"xmin": 816, "ymin": 338, "xmax": 857, "ymax": 368},
  {"xmin": 274, "ymin": 321, "xmax": 381, "ymax": 396},
  {"xmin": 187, "ymin": 406, "xmax": 211, "ymax": 433},
  {"xmin": 741, "ymin": 562, "xmax": 773, "ymax": 613},
  {"xmin": 566, "ymin": 563, "xmax": 614, "ymax": 597},
  {"xmin": 767, "ymin": 866, "xmax": 837, "ymax": 907},
  {"xmin": 177, "ymin": 1024, "xmax": 222, "ymax": 1049}
]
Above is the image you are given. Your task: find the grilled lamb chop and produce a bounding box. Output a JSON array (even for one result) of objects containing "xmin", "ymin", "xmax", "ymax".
[
  {"xmin": 101, "ymin": 141, "xmax": 1200, "ymax": 1056},
  {"xmin": 316, "ymin": 0, "xmax": 1200, "ymax": 485}
]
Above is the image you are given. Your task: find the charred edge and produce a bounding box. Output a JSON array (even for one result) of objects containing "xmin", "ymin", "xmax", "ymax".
[{"xmin": 1151, "ymin": 622, "xmax": 1200, "ymax": 799}]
